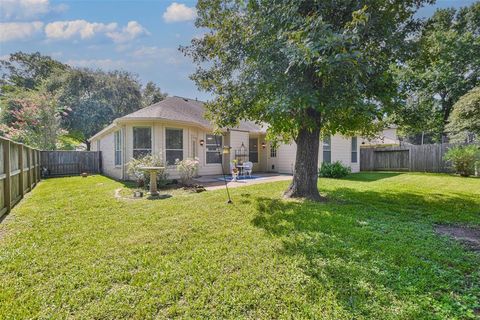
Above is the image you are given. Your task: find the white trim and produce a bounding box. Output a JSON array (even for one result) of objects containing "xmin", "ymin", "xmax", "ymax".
[
  {"xmin": 165, "ymin": 127, "xmax": 184, "ymax": 166},
  {"xmin": 205, "ymin": 133, "xmax": 223, "ymax": 165},
  {"xmin": 132, "ymin": 126, "xmax": 152, "ymax": 158},
  {"xmin": 114, "ymin": 130, "xmax": 122, "ymax": 166}
]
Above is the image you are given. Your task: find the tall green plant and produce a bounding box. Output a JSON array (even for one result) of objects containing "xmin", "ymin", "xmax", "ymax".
[
  {"xmin": 446, "ymin": 87, "xmax": 480, "ymax": 143},
  {"xmin": 444, "ymin": 145, "xmax": 480, "ymax": 177}
]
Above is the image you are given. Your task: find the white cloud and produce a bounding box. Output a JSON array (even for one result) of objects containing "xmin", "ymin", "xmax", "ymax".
[
  {"xmin": 44, "ymin": 20, "xmax": 148, "ymax": 43},
  {"xmin": 0, "ymin": 0, "xmax": 67, "ymax": 20},
  {"xmin": 106, "ymin": 21, "xmax": 149, "ymax": 43},
  {"xmin": 45, "ymin": 20, "xmax": 117, "ymax": 40},
  {"xmin": 0, "ymin": 21, "xmax": 44, "ymax": 42},
  {"xmin": 163, "ymin": 2, "xmax": 196, "ymax": 23}
]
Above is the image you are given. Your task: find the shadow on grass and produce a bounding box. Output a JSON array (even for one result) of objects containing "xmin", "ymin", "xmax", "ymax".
[
  {"xmin": 250, "ymin": 188, "xmax": 480, "ymax": 317},
  {"xmin": 342, "ymin": 171, "xmax": 404, "ymax": 182}
]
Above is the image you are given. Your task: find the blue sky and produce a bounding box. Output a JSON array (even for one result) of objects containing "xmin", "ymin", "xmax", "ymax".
[{"xmin": 0, "ymin": 0, "xmax": 477, "ymax": 101}]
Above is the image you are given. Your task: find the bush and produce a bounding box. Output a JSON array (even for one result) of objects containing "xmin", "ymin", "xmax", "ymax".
[
  {"xmin": 444, "ymin": 145, "xmax": 480, "ymax": 177},
  {"xmin": 176, "ymin": 158, "xmax": 199, "ymax": 185},
  {"xmin": 126, "ymin": 155, "xmax": 168, "ymax": 188},
  {"xmin": 318, "ymin": 161, "xmax": 351, "ymax": 178}
]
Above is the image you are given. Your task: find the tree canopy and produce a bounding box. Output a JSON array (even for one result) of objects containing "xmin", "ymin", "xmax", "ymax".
[
  {"xmin": 394, "ymin": 2, "xmax": 480, "ymax": 142},
  {"xmin": 0, "ymin": 52, "xmax": 166, "ymax": 149},
  {"xmin": 142, "ymin": 81, "xmax": 168, "ymax": 107},
  {"xmin": 446, "ymin": 86, "xmax": 480, "ymax": 143},
  {"xmin": 0, "ymin": 52, "xmax": 68, "ymax": 91},
  {"xmin": 0, "ymin": 87, "xmax": 64, "ymax": 150},
  {"xmin": 50, "ymin": 69, "xmax": 143, "ymax": 145},
  {"xmin": 184, "ymin": 0, "xmax": 431, "ymax": 200}
]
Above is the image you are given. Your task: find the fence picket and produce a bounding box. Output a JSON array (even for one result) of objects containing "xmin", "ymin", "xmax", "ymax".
[
  {"xmin": 40, "ymin": 151, "xmax": 102, "ymax": 177},
  {"xmin": 360, "ymin": 143, "xmax": 477, "ymax": 173}
]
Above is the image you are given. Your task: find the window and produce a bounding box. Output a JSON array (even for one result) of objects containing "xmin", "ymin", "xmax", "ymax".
[
  {"xmin": 133, "ymin": 127, "xmax": 152, "ymax": 159},
  {"xmin": 165, "ymin": 128, "xmax": 183, "ymax": 164},
  {"xmin": 114, "ymin": 130, "xmax": 122, "ymax": 166},
  {"xmin": 351, "ymin": 137, "xmax": 358, "ymax": 163},
  {"xmin": 270, "ymin": 143, "xmax": 277, "ymax": 158},
  {"xmin": 249, "ymin": 138, "xmax": 258, "ymax": 163},
  {"xmin": 323, "ymin": 136, "xmax": 331, "ymax": 164},
  {"xmin": 206, "ymin": 134, "xmax": 222, "ymax": 164}
]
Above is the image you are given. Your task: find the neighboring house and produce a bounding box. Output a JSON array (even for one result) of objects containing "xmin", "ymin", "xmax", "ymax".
[
  {"xmin": 360, "ymin": 126, "xmax": 400, "ymax": 146},
  {"xmin": 89, "ymin": 96, "xmax": 360, "ymax": 180}
]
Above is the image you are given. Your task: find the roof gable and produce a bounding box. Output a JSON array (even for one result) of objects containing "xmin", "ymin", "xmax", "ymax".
[{"xmin": 118, "ymin": 96, "xmax": 264, "ymax": 132}]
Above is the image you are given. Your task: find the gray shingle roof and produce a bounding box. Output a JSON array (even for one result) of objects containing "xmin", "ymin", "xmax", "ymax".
[{"xmin": 118, "ymin": 96, "xmax": 265, "ymax": 133}]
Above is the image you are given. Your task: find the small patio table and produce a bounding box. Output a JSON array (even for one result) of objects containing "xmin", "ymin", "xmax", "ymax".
[{"xmin": 236, "ymin": 164, "xmax": 247, "ymax": 177}]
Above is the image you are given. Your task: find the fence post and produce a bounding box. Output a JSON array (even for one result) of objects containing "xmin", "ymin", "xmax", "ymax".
[
  {"xmin": 36, "ymin": 150, "xmax": 39, "ymax": 183},
  {"xmin": 19, "ymin": 144, "xmax": 24, "ymax": 198},
  {"xmin": 4, "ymin": 140, "xmax": 11, "ymax": 213},
  {"xmin": 27, "ymin": 148, "xmax": 31, "ymax": 190},
  {"xmin": 36, "ymin": 150, "xmax": 41, "ymax": 182}
]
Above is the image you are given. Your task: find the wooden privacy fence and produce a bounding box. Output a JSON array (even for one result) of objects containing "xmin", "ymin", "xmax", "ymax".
[
  {"xmin": 0, "ymin": 137, "xmax": 41, "ymax": 218},
  {"xmin": 360, "ymin": 143, "xmax": 463, "ymax": 173},
  {"xmin": 41, "ymin": 151, "xmax": 102, "ymax": 177}
]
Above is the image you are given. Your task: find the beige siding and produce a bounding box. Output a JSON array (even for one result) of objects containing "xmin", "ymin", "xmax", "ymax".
[
  {"xmin": 93, "ymin": 121, "xmax": 360, "ymax": 180},
  {"xmin": 119, "ymin": 121, "xmax": 224, "ymax": 180},
  {"xmin": 228, "ymin": 130, "xmax": 249, "ymax": 163},
  {"xmin": 97, "ymin": 131, "xmax": 122, "ymax": 180},
  {"xmin": 276, "ymin": 134, "xmax": 360, "ymax": 174},
  {"xmin": 276, "ymin": 142, "xmax": 297, "ymax": 174},
  {"xmin": 328, "ymin": 135, "xmax": 360, "ymax": 173}
]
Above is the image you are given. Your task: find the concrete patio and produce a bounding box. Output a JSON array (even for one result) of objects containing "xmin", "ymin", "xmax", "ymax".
[{"xmin": 193, "ymin": 172, "xmax": 292, "ymax": 190}]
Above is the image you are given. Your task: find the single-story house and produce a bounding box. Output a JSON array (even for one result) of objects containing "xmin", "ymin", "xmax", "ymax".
[
  {"xmin": 89, "ymin": 96, "xmax": 360, "ymax": 180},
  {"xmin": 360, "ymin": 126, "xmax": 400, "ymax": 146}
]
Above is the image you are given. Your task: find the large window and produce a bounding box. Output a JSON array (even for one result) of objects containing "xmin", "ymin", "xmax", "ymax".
[
  {"xmin": 133, "ymin": 127, "xmax": 152, "ymax": 159},
  {"xmin": 206, "ymin": 134, "xmax": 222, "ymax": 164},
  {"xmin": 351, "ymin": 137, "xmax": 358, "ymax": 163},
  {"xmin": 249, "ymin": 138, "xmax": 258, "ymax": 163},
  {"xmin": 323, "ymin": 136, "xmax": 331, "ymax": 164},
  {"xmin": 165, "ymin": 128, "xmax": 183, "ymax": 164},
  {"xmin": 114, "ymin": 130, "xmax": 122, "ymax": 166}
]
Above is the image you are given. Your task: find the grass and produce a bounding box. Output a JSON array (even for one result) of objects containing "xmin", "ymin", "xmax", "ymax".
[{"xmin": 0, "ymin": 172, "xmax": 479, "ymax": 319}]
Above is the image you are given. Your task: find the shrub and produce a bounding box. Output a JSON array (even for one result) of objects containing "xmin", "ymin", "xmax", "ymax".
[
  {"xmin": 444, "ymin": 145, "xmax": 480, "ymax": 177},
  {"xmin": 176, "ymin": 158, "xmax": 200, "ymax": 185},
  {"xmin": 318, "ymin": 161, "xmax": 351, "ymax": 178},
  {"xmin": 126, "ymin": 155, "xmax": 168, "ymax": 188}
]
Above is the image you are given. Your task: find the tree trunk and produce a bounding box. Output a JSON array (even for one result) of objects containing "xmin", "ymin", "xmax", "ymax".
[
  {"xmin": 85, "ymin": 140, "xmax": 91, "ymax": 151},
  {"xmin": 284, "ymin": 127, "xmax": 325, "ymax": 201}
]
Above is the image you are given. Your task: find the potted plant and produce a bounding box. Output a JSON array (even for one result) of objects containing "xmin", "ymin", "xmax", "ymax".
[{"xmin": 231, "ymin": 159, "xmax": 239, "ymax": 181}]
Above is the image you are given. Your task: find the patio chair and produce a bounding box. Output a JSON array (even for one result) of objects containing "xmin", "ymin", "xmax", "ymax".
[{"xmin": 243, "ymin": 161, "xmax": 253, "ymax": 178}]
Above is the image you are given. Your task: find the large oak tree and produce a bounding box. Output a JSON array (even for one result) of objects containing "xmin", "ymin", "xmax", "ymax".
[{"xmin": 184, "ymin": 0, "xmax": 431, "ymax": 200}]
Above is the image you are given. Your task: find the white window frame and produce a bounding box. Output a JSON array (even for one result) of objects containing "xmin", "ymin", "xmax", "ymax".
[
  {"xmin": 114, "ymin": 130, "xmax": 122, "ymax": 166},
  {"xmin": 351, "ymin": 137, "xmax": 358, "ymax": 163},
  {"xmin": 165, "ymin": 128, "xmax": 183, "ymax": 165},
  {"xmin": 249, "ymin": 138, "xmax": 259, "ymax": 163},
  {"xmin": 132, "ymin": 126, "xmax": 152, "ymax": 159},
  {"xmin": 205, "ymin": 134, "xmax": 223, "ymax": 165},
  {"xmin": 323, "ymin": 136, "xmax": 331, "ymax": 164}
]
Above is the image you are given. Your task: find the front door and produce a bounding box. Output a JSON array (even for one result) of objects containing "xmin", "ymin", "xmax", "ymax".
[{"xmin": 268, "ymin": 143, "xmax": 278, "ymax": 172}]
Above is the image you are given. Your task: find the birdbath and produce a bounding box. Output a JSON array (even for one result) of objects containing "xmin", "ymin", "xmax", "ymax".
[{"xmin": 139, "ymin": 166, "xmax": 165, "ymax": 197}]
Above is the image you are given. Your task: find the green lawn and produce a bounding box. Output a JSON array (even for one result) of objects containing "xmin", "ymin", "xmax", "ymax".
[{"xmin": 1, "ymin": 173, "xmax": 479, "ymax": 319}]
